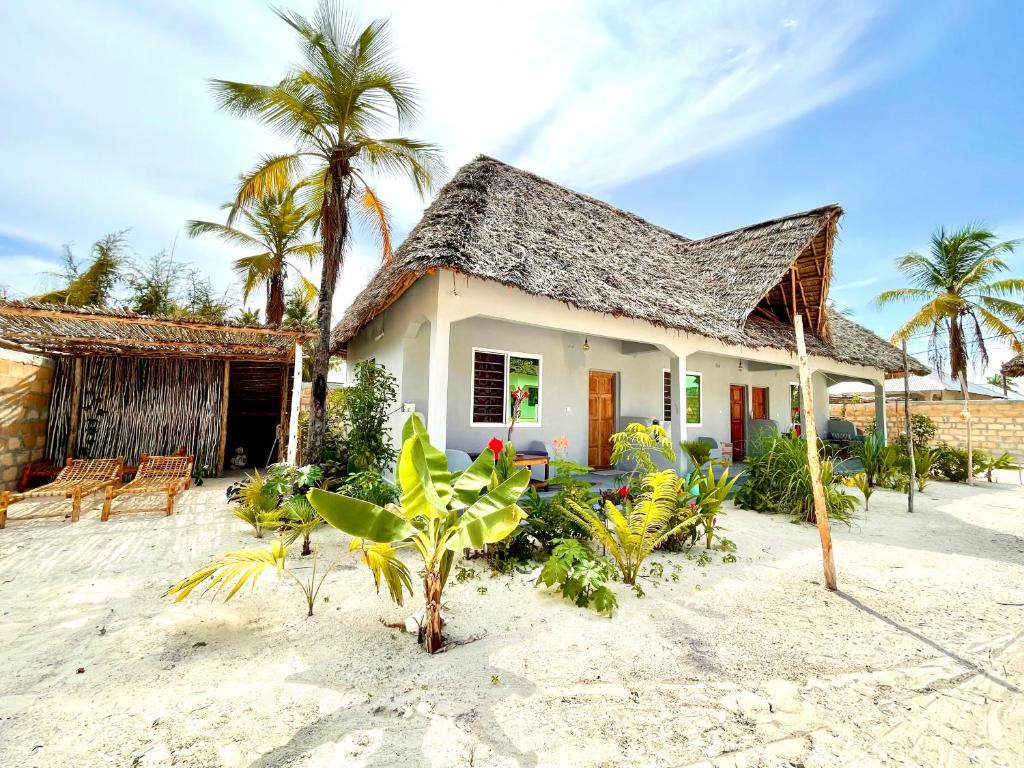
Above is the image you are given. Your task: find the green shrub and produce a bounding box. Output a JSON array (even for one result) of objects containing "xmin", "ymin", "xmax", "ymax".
[
  {"xmin": 609, "ymin": 423, "xmax": 675, "ymax": 485},
  {"xmin": 335, "ymin": 470, "xmax": 399, "ymax": 507},
  {"xmin": 536, "ymin": 539, "xmax": 618, "ymax": 616},
  {"xmin": 894, "ymin": 413, "xmax": 937, "ymax": 450},
  {"xmin": 930, "ymin": 443, "xmax": 988, "ymax": 482},
  {"xmin": 975, "ymin": 451, "xmax": 1020, "ymax": 482},
  {"xmin": 680, "ymin": 439, "xmax": 713, "ymax": 470},
  {"xmin": 735, "ymin": 434, "xmax": 856, "ymax": 526},
  {"xmin": 344, "ymin": 361, "xmax": 398, "ymax": 474}
]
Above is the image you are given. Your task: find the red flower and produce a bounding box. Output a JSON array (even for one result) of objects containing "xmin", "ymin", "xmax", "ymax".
[
  {"xmin": 488, "ymin": 437, "xmax": 504, "ymax": 459},
  {"xmin": 617, "ymin": 485, "xmax": 629, "ymax": 499},
  {"xmin": 688, "ymin": 499, "xmax": 698, "ymax": 510}
]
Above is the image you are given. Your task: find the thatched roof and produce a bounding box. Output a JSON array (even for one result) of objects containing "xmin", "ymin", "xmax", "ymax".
[
  {"xmin": 333, "ymin": 155, "xmax": 927, "ymax": 376},
  {"xmin": 0, "ymin": 301, "xmax": 312, "ymax": 362},
  {"xmin": 1001, "ymin": 353, "xmax": 1024, "ymax": 378}
]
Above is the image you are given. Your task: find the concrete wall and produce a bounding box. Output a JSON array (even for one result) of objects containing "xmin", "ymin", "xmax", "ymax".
[
  {"xmin": 830, "ymin": 399, "xmax": 1024, "ymax": 461},
  {"xmin": 0, "ymin": 347, "xmax": 55, "ymax": 490}
]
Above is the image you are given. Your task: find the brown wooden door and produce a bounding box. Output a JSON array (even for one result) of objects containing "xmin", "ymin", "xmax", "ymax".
[
  {"xmin": 751, "ymin": 386, "xmax": 768, "ymax": 420},
  {"xmin": 729, "ymin": 385, "xmax": 746, "ymax": 461},
  {"xmin": 588, "ymin": 371, "xmax": 615, "ymax": 468}
]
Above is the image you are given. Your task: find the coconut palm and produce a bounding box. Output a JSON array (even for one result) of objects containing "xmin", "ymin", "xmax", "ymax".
[
  {"xmin": 187, "ymin": 184, "xmax": 318, "ymax": 325},
  {"xmin": 876, "ymin": 226, "xmax": 1024, "ymax": 483},
  {"xmin": 208, "ymin": 1, "xmax": 442, "ymax": 461},
  {"xmin": 987, "ymin": 373, "xmax": 1017, "ymax": 394}
]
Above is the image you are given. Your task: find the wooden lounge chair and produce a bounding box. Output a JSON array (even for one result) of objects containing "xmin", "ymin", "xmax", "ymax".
[
  {"xmin": 101, "ymin": 453, "xmax": 194, "ymax": 521},
  {"xmin": 0, "ymin": 457, "xmax": 125, "ymax": 529}
]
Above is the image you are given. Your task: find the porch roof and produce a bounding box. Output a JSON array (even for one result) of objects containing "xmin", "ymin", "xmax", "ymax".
[
  {"xmin": 0, "ymin": 301, "xmax": 312, "ymax": 362},
  {"xmin": 332, "ymin": 155, "xmax": 927, "ymax": 377},
  {"xmin": 1002, "ymin": 353, "xmax": 1024, "ymax": 377}
]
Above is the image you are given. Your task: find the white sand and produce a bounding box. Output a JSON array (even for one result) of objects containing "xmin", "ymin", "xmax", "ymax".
[{"xmin": 1, "ymin": 474, "xmax": 1022, "ymax": 767}]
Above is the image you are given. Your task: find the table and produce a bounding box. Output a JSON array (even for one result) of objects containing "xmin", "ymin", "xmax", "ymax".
[{"xmin": 514, "ymin": 453, "xmax": 549, "ymax": 486}]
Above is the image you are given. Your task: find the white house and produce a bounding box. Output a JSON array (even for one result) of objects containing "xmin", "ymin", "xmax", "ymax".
[{"xmin": 332, "ymin": 156, "xmax": 926, "ymax": 472}]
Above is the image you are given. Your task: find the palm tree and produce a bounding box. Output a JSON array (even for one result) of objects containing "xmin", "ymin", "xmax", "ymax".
[
  {"xmin": 187, "ymin": 184, "xmax": 318, "ymax": 325},
  {"xmin": 208, "ymin": 1, "xmax": 442, "ymax": 461},
  {"xmin": 877, "ymin": 226, "xmax": 1024, "ymax": 483},
  {"xmin": 987, "ymin": 373, "xmax": 1018, "ymax": 394}
]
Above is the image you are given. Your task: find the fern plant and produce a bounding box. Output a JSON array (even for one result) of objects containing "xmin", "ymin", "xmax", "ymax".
[{"xmin": 562, "ymin": 469, "xmax": 695, "ymax": 585}]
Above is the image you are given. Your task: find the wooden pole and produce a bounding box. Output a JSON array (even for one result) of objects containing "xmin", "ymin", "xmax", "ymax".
[
  {"xmin": 794, "ymin": 315, "xmax": 837, "ymax": 590},
  {"xmin": 286, "ymin": 341, "xmax": 303, "ymax": 465},
  {"xmin": 277, "ymin": 361, "xmax": 290, "ymax": 463},
  {"xmin": 65, "ymin": 357, "xmax": 83, "ymax": 461},
  {"xmin": 902, "ymin": 341, "xmax": 915, "ymax": 513},
  {"xmin": 216, "ymin": 360, "xmax": 231, "ymax": 477}
]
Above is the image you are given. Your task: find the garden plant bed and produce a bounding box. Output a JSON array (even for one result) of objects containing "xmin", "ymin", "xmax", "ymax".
[{"xmin": 0, "ymin": 475, "xmax": 1021, "ymax": 767}]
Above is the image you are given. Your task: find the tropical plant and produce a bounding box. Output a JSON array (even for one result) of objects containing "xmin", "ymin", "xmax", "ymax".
[
  {"xmin": 975, "ymin": 451, "xmax": 1020, "ymax": 482},
  {"xmin": 283, "ymin": 283, "xmax": 318, "ymax": 378},
  {"xmin": 930, "ymin": 443, "xmax": 982, "ymax": 483},
  {"xmin": 894, "ymin": 413, "xmax": 937, "ymax": 450},
  {"xmin": 562, "ymin": 469, "xmax": 695, "ymax": 585},
  {"xmin": 844, "ymin": 472, "xmax": 873, "ymax": 511},
  {"xmin": 32, "ymin": 231, "xmax": 127, "ymax": 307},
  {"xmin": 735, "ymin": 434, "xmax": 857, "ymax": 525},
  {"xmin": 680, "ymin": 439, "xmax": 713, "ymax": 470},
  {"xmin": 165, "ymin": 539, "xmax": 333, "ymax": 617},
  {"xmin": 609, "ymin": 423, "xmax": 675, "ymax": 487},
  {"xmin": 307, "ymin": 414, "xmax": 529, "ymax": 653},
  {"xmin": 911, "ymin": 446, "xmax": 937, "ymax": 491},
  {"xmin": 877, "ymin": 225, "xmax": 1024, "ymax": 484},
  {"xmin": 124, "ymin": 251, "xmax": 182, "ymax": 315},
  {"xmin": 345, "ymin": 360, "xmax": 398, "ymax": 474},
  {"xmin": 536, "ymin": 539, "xmax": 618, "ymax": 617},
  {"xmin": 987, "ymin": 374, "xmax": 1017, "ymax": 394},
  {"xmin": 178, "ymin": 269, "xmax": 233, "ymax": 322},
  {"xmin": 687, "ymin": 465, "xmax": 742, "ymax": 549},
  {"xmin": 234, "ymin": 469, "xmax": 285, "ymax": 537},
  {"xmin": 187, "ymin": 183, "xmax": 319, "ymax": 325},
  {"xmin": 855, "ymin": 434, "xmax": 887, "ymax": 488},
  {"xmin": 335, "ymin": 470, "xmax": 399, "ymax": 507},
  {"xmin": 210, "ymin": 1, "xmax": 443, "ymax": 462},
  {"xmin": 235, "ymin": 307, "xmax": 262, "ymax": 325},
  {"xmin": 280, "ymin": 494, "xmax": 322, "ymax": 556}
]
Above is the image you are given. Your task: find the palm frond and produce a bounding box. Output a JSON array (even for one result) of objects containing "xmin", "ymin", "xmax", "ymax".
[{"xmin": 165, "ymin": 540, "xmax": 288, "ymax": 603}]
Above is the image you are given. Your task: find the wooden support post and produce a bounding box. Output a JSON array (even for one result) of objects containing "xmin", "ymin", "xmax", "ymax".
[
  {"xmin": 903, "ymin": 341, "xmax": 915, "ymax": 513},
  {"xmin": 216, "ymin": 360, "xmax": 230, "ymax": 477},
  {"xmin": 794, "ymin": 315, "xmax": 837, "ymax": 591},
  {"xmin": 66, "ymin": 357, "xmax": 83, "ymax": 461},
  {"xmin": 277, "ymin": 361, "xmax": 290, "ymax": 463},
  {"xmin": 286, "ymin": 342, "xmax": 303, "ymax": 465}
]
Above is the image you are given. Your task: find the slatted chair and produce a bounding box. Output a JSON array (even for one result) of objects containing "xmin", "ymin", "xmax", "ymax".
[
  {"xmin": 0, "ymin": 457, "xmax": 125, "ymax": 529},
  {"xmin": 101, "ymin": 453, "xmax": 194, "ymax": 521}
]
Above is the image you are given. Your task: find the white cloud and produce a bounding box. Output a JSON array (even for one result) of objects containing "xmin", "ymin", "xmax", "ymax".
[{"xmin": 0, "ymin": 0, "xmax": 902, "ymax": 315}]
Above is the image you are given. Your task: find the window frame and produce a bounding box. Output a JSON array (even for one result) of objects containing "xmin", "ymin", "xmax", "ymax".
[
  {"xmin": 470, "ymin": 347, "xmax": 543, "ymax": 428},
  {"xmin": 662, "ymin": 369, "xmax": 703, "ymax": 428}
]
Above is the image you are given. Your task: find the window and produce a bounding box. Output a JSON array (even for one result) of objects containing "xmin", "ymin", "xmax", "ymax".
[
  {"xmin": 471, "ymin": 349, "xmax": 541, "ymax": 426},
  {"xmin": 662, "ymin": 371, "xmax": 702, "ymax": 426}
]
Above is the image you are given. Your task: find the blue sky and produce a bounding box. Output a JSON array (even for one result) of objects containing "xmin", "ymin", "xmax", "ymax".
[{"xmin": 1, "ymin": 0, "xmax": 1020, "ymax": 374}]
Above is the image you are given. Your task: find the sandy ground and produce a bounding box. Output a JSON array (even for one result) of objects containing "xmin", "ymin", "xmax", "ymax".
[{"xmin": 0, "ymin": 474, "xmax": 1022, "ymax": 768}]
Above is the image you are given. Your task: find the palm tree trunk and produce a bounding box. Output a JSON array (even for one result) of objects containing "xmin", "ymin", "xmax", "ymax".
[
  {"xmin": 306, "ymin": 156, "xmax": 350, "ymax": 463},
  {"xmin": 422, "ymin": 568, "xmax": 444, "ymax": 653},
  {"xmin": 958, "ymin": 371, "xmax": 973, "ymax": 485},
  {"xmin": 266, "ymin": 267, "xmax": 285, "ymax": 326}
]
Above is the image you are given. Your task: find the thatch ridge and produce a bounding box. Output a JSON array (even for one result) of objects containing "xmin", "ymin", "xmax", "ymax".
[{"xmin": 332, "ymin": 155, "xmax": 926, "ymax": 375}]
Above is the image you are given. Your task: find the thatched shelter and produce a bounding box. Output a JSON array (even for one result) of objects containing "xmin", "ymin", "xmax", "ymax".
[
  {"xmin": 332, "ymin": 155, "xmax": 927, "ymax": 378},
  {"xmin": 1001, "ymin": 353, "xmax": 1024, "ymax": 378},
  {"xmin": 0, "ymin": 301, "xmax": 313, "ymax": 475}
]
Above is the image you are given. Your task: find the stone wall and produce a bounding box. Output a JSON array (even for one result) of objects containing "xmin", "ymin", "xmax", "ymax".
[
  {"xmin": 830, "ymin": 399, "xmax": 1024, "ymax": 461},
  {"xmin": 0, "ymin": 348, "xmax": 55, "ymax": 490}
]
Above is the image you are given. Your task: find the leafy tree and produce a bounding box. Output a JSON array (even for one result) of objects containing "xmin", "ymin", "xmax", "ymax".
[
  {"xmin": 124, "ymin": 251, "xmax": 182, "ymax": 315},
  {"xmin": 344, "ymin": 360, "xmax": 398, "ymax": 474},
  {"xmin": 283, "ymin": 283, "xmax": 317, "ymax": 378},
  {"xmin": 877, "ymin": 226, "xmax": 1024, "ymax": 484},
  {"xmin": 187, "ymin": 184, "xmax": 319, "ymax": 325},
  {"xmin": 209, "ymin": 1, "xmax": 443, "ymax": 461},
  {"xmin": 32, "ymin": 231, "xmax": 127, "ymax": 306},
  {"xmin": 177, "ymin": 269, "xmax": 232, "ymax": 323}
]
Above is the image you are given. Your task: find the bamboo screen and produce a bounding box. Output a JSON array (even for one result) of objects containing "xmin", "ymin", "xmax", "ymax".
[{"xmin": 46, "ymin": 356, "xmax": 224, "ymax": 470}]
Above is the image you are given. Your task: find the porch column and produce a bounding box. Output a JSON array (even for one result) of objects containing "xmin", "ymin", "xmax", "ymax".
[
  {"xmin": 667, "ymin": 349, "xmax": 689, "ymax": 474},
  {"xmin": 286, "ymin": 342, "xmax": 303, "ymax": 464},
  {"xmin": 873, "ymin": 381, "xmax": 887, "ymax": 445},
  {"xmin": 426, "ymin": 316, "xmax": 451, "ymax": 450}
]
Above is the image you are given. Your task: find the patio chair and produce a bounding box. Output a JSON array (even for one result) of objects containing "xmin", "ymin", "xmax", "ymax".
[
  {"xmin": 101, "ymin": 453, "xmax": 194, "ymax": 521},
  {"xmin": 0, "ymin": 457, "xmax": 125, "ymax": 529}
]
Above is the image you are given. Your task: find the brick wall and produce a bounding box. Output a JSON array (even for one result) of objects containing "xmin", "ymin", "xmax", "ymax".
[
  {"xmin": 0, "ymin": 348, "xmax": 55, "ymax": 490},
  {"xmin": 830, "ymin": 399, "xmax": 1024, "ymax": 461}
]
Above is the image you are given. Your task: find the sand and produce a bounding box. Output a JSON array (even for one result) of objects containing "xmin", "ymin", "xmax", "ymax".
[{"xmin": 0, "ymin": 473, "xmax": 1022, "ymax": 767}]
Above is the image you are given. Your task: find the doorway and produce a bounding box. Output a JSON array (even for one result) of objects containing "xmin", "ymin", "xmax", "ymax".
[
  {"xmin": 729, "ymin": 384, "xmax": 746, "ymax": 461},
  {"xmin": 588, "ymin": 370, "xmax": 615, "ymax": 468},
  {"xmin": 751, "ymin": 386, "xmax": 769, "ymax": 421}
]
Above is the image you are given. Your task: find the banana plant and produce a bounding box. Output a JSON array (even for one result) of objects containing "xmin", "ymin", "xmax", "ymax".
[{"xmin": 308, "ymin": 414, "xmax": 530, "ymax": 653}]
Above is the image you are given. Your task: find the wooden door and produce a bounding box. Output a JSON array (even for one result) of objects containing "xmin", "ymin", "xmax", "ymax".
[
  {"xmin": 588, "ymin": 371, "xmax": 615, "ymax": 468},
  {"xmin": 751, "ymin": 386, "xmax": 768, "ymax": 421},
  {"xmin": 729, "ymin": 385, "xmax": 746, "ymax": 461}
]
